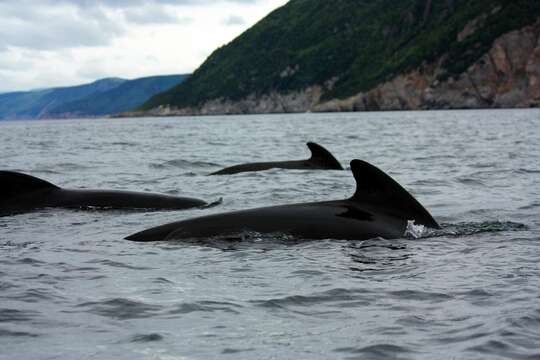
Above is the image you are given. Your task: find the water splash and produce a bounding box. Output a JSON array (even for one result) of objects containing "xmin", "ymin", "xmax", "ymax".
[{"xmin": 404, "ymin": 220, "xmax": 427, "ymax": 239}]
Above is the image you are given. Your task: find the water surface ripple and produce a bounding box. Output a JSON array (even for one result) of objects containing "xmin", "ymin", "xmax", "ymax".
[{"xmin": 0, "ymin": 110, "xmax": 539, "ymax": 359}]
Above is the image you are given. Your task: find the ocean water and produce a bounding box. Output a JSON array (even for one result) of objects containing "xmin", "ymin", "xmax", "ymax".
[{"xmin": 0, "ymin": 110, "xmax": 539, "ymax": 359}]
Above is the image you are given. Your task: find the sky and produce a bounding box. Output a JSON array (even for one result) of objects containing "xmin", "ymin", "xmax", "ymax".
[{"xmin": 0, "ymin": 0, "xmax": 288, "ymax": 93}]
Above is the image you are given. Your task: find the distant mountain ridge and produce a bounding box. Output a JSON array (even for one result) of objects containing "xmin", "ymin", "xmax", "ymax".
[
  {"xmin": 0, "ymin": 78, "xmax": 125, "ymax": 120},
  {"xmin": 138, "ymin": 0, "xmax": 540, "ymax": 115},
  {"xmin": 46, "ymin": 75, "xmax": 188, "ymax": 118},
  {"xmin": 0, "ymin": 75, "xmax": 188, "ymax": 120}
]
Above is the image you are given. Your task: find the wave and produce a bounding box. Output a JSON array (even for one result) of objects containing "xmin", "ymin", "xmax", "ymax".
[
  {"xmin": 55, "ymin": 162, "xmax": 91, "ymax": 171},
  {"xmin": 108, "ymin": 141, "xmax": 138, "ymax": 147},
  {"xmin": 73, "ymin": 298, "xmax": 244, "ymax": 320},
  {"xmin": 5, "ymin": 288, "xmax": 65, "ymax": 304},
  {"xmin": 334, "ymin": 344, "xmax": 415, "ymax": 359},
  {"xmin": 166, "ymin": 300, "xmax": 243, "ymax": 316},
  {"xmin": 150, "ymin": 159, "xmax": 220, "ymax": 169},
  {"xmin": 252, "ymin": 288, "xmax": 372, "ymax": 308},
  {"xmin": 0, "ymin": 308, "xmax": 40, "ymax": 323},
  {"xmin": 0, "ymin": 328, "xmax": 39, "ymax": 338},
  {"xmin": 429, "ymin": 221, "xmax": 528, "ymax": 238},
  {"xmin": 75, "ymin": 298, "xmax": 163, "ymax": 320},
  {"xmin": 129, "ymin": 333, "xmax": 164, "ymax": 343},
  {"xmin": 85, "ymin": 259, "xmax": 154, "ymax": 270}
]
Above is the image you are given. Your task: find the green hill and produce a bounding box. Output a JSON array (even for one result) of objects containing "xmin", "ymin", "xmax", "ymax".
[{"xmin": 141, "ymin": 0, "xmax": 540, "ymax": 112}]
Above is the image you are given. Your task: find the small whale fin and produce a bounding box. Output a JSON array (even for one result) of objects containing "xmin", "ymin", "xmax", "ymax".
[
  {"xmin": 0, "ymin": 171, "xmax": 59, "ymax": 200},
  {"xmin": 306, "ymin": 142, "xmax": 343, "ymax": 170},
  {"xmin": 349, "ymin": 160, "xmax": 440, "ymax": 229}
]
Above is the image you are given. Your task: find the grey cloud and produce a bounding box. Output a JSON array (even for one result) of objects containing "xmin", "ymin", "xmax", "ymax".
[
  {"xmin": 0, "ymin": 0, "xmax": 261, "ymax": 51},
  {"xmin": 0, "ymin": 54, "xmax": 33, "ymax": 71},
  {"xmin": 0, "ymin": 61, "xmax": 71, "ymax": 92},
  {"xmin": 75, "ymin": 63, "xmax": 111, "ymax": 81},
  {"xmin": 222, "ymin": 15, "xmax": 246, "ymax": 26},
  {"xmin": 0, "ymin": 3, "xmax": 124, "ymax": 50},
  {"xmin": 122, "ymin": 7, "xmax": 192, "ymax": 25},
  {"xmin": 0, "ymin": 24, "xmax": 122, "ymax": 51},
  {"xmin": 36, "ymin": 0, "xmax": 262, "ymax": 8}
]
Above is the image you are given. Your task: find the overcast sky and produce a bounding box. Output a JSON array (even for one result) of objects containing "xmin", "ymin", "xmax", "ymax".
[{"xmin": 0, "ymin": 0, "xmax": 288, "ymax": 92}]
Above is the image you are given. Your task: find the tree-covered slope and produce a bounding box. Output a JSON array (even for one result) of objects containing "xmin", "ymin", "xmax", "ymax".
[
  {"xmin": 142, "ymin": 0, "xmax": 540, "ymax": 110},
  {"xmin": 47, "ymin": 75, "xmax": 188, "ymax": 117}
]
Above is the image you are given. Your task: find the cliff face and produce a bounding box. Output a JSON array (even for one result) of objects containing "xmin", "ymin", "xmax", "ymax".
[
  {"xmin": 316, "ymin": 18, "xmax": 540, "ymax": 112},
  {"xmin": 141, "ymin": 86, "xmax": 323, "ymax": 116}
]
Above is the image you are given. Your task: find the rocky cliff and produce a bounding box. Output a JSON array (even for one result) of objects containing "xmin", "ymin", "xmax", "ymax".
[
  {"xmin": 315, "ymin": 18, "xmax": 540, "ymax": 112},
  {"xmin": 133, "ymin": 0, "xmax": 540, "ymax": 117},
  {"xmin": 134, "ymin": 19, "xmax": 539, "ymax": 117}
]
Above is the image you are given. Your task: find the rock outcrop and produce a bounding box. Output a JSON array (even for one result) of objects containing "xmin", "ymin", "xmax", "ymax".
[{"xmin": 316, "ymin": 18, "xmax": 540, "ymax": 111}]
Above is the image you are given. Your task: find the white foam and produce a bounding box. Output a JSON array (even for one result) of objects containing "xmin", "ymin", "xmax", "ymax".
[{"xmin": 404, "ymin": 220, "xmax": 426, "ymax": 239}]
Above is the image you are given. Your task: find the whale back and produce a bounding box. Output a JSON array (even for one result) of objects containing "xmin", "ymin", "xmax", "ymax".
[
  {"xmin": 307, "ymin": 142, "xmax": 343, "ymax": 170},
  {"xmin": 0, "ymin": 171, "xmax": 59, "ymax": 201},
  {"xmin": 349, "ymin": 160, "xmax": 440, "ymax": 229}
]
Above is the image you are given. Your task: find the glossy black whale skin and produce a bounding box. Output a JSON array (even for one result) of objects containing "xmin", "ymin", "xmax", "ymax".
[
  {"xmin": 0, "ymin": 171, "xmax": 207, "ymax": 216},
  {"xmin": 126, "ymin": 160, "xmax": 440, "ymax": 242},
  {"xmin": 209, "ymin": 142, "xmax": 343, "ymax": 175}
]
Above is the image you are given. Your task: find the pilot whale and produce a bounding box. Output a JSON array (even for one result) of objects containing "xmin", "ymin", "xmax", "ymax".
[
  {"xmin": 126, "ymin": 159, "xmax": 440, "ymax": 242},
  {"xmin": 209, "ymin": 142, "xmax": 343, "ymax": 175},
  {"xmin": 0, "ymin": 171, "xmax": 208, "ymax": 216}
]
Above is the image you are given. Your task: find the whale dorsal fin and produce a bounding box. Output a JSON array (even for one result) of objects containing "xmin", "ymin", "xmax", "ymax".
[
  {"xmin": 0, "ymin": 171, "xmax": 59, "ymax": 200},
  {"xmin": 349, "ymin": 160, "xmax": 440, "ymax": 229},
  {"xmin": 307, "ymin": 142, "xmax": 343, "ymax": 170}
]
